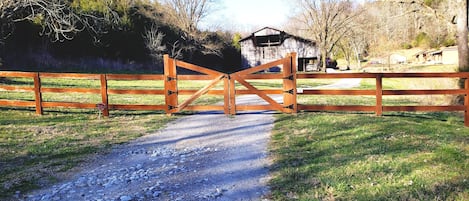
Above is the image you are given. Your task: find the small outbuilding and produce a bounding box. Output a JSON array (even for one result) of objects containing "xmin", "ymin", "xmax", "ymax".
[
  {"xmin": 240, "ymin": 27, "xmax": 320, "ymax": 72},
  {"xmin": 389, "ymin": 54, "xmax": 407, "ymax": 64},
  {"xmin": 413, "ymin": 46, "xmax": 458, "ymax": 65},
  {"xmin": 441, "ymin": 46, "xmax": 458, "ymax": 65}
]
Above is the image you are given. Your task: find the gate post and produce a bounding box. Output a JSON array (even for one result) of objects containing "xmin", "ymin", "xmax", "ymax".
[
  {"xmin": 164, "ymin": 54, "xmax": 178, "ymax": 115},
  {"xmin": 283, "ymin": 52, "xmax": 297, "ymax": 113},
  {"xmin": 229, "ymin": 75, "xmax": 236, "ymax": 115},
  {"xmin": 223, "ymin": 75, "xmax": 230, "ymax": 115}
]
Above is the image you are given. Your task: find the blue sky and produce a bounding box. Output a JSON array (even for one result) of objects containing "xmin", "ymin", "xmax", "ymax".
[{"xmin": 201, "ymin": 0, "xmax": 295, "ymax": 32}]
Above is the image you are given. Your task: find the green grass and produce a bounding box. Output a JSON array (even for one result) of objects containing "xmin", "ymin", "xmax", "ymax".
[
  {"xmin": 269, "ymin": 65, "xmax": 468, "ymax": 200},
  {"xmin": 270, "ymin": 112, "xmax": 468, "ymax": 200}
]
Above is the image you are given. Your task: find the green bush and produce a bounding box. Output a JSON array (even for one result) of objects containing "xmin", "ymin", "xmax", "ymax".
[
  {"xmin": 442, "ymin": 37, "xmax": 456, "ymax": 47},
  {"xmin": 401, "ymin": 43, "xmax": 413, "ymax": 49},
  {"xmin": 412, "ymin": 32, "xmax": 433, "ymax": 48}
]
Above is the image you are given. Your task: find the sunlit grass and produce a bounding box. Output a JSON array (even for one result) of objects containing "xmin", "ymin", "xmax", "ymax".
[
  {"xmin": 270, "ymin": 112, "xmax": 468, "ymax": 200},
  {"xmin": 270, "ymin": 64, "xmax": 468, "ymax": 200}
]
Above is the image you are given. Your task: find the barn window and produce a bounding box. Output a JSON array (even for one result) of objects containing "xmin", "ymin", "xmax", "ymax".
[{"xmin": 255, "ymin": 35, "xmax": 282, "ymax": 47}]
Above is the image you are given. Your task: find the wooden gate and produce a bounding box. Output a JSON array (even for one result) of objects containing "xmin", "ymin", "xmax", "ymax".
[
  {"xmin": 163, "ymin": 55, "xmax": 230, "ymax": 115},
  {"xmin": 163, "ymin": 53, "xmax": 297, "ymax": 115},
  {"xmin": 228, "ymin": 53, "xmax": 297, "ymax": 114}
]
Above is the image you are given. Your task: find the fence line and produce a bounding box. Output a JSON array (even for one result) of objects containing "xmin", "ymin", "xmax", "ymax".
[
  {"xmin": 296, "ymin": 72, "xmax": 469, "ymax": 126},
  {"xmin": 1, "ymin": 54, "xmax": 469, "ymax": 126}
]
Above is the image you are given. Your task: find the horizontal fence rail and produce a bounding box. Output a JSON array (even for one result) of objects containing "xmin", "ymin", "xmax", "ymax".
[
  {"xmin": 0, "ymin": 71, "xmax": 168, "ymax": 116},
  {"xmin": 296, "ymin": 72, "xmax": 469, "ymax": 126},
  {"xmin": 1, "ymin": 53, "xmax": 469, "ymax": 126}
]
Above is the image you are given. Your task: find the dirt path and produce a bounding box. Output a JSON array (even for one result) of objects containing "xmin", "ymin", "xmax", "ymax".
[{"xmin": 23, "ymin": 98, "xmax": 274, "ymax": 201}]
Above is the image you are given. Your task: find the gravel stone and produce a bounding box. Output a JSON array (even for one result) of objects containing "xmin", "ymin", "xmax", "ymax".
[{"xmin": 20, "ymin": 95, "xmax": 276, "ymax": 201}]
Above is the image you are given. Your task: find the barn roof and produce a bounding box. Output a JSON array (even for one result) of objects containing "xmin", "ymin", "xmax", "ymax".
[{"xmin": 239, "ymin": 27, "xmax": 316, "ymax": 46}]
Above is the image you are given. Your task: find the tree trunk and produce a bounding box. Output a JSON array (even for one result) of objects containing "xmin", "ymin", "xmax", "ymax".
[
  {"xmin": 457, "ymin": 0, "xmax": 469, "ymax": 72},
  {"xmin": 353, "ymin": 45, "xmax": 361, "ymax": 69},
  {"xmin": 454, "ymin": 0, "xmax": 468, "ymax": 105},
  {"xmin": 321, "ymin": 48, "xmax": 327, "ymax": 73}
]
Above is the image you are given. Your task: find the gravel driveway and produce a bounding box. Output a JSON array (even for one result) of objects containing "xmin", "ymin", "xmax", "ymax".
[{"xmin": 23, "ymin": 97, "xmax": 275, "ymax": 201}]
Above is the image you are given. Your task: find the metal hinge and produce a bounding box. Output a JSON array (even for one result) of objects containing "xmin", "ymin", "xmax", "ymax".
[
  {"xmin": 167, "ymin": 90, "xmax": 178, "ymax": 95},
  {"xmin": 283, "ymin": 89, "xmax": 294, "ymax": 94},
  {"xmin": 283, "ymin": 75, "xmax": 294, "ymax": 80},
  {"xmin": 168, "ymin": 105, "xmax": 178, "ymax": 110},
  {"xmin": 166, "ymin": 76, "xmax": 177, "ymax": 82},
  {"xmin": 283, "ymin": 104, "xmax": 294, "ymax": 109}
]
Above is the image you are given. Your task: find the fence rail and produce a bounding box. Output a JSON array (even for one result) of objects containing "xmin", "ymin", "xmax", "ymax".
[
  {"xmin": 1, "ymin": 53, "xmax": 469, "ymax": 126},
  {"xmin": 296, "ymin": 72, "xmax": 469, "ymax": 126}
]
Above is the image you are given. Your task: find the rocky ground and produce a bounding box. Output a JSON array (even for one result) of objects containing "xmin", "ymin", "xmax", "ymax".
[{"xmin": 21, "ymin": 105, "xmax": 274, "ymax": 201}]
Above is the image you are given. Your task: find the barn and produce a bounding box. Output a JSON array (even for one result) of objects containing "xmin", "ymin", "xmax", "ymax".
[{"xmin": 239, "ymin": 27, "xmax": 320, "ymax": 72}]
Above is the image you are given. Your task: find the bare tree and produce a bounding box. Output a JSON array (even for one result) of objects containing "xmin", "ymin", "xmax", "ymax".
[
  {"xmin": 338, "ymin": 27, "xmax": 367, "ymax": 69},
  {"xmin": 0, "ymin": 0, "xmax": 121, "ymax": 43},
  {"xmin": 456, "ymin": 0, "xmax": 468, "ymax": 72},
  {"xmin": 161, "ymin": 0, "xmax": 222, "ymax": 57},
  {"xmin": 169, "ymin": 40, "xmax": 184, "ymax": 59},
  {"xmin": 162, "ymin": 0, "xmax": 213, "ymax": 34},
  {"xmin": 144, "ymin": 25, "xmax": 167, "ymax": 62},
  {"xmin": 297, "ymin": 0, "xmax": 361, "ymax": 72}
]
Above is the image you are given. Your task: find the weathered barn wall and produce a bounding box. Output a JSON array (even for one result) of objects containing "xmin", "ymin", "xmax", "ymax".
[{"xmin": 240, "ymin": 27, "xmax": 319, "ymax": 71}]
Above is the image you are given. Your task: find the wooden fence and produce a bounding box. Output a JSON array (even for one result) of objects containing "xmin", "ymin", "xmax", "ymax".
[
  {"xmin": 1, "ymin": 53, "xmax": 469, "ymax": 126},
  {"xmin": 297, "ymin": 73, "xmax": 469, "ymax": 127}
]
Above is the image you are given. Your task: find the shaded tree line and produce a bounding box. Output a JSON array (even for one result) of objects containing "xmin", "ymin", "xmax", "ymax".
[{"xmin": 0, "ymin": 0, "xmax": 241, "ymax": 73}]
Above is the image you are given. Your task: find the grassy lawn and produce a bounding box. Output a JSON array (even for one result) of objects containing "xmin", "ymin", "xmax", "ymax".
[
  {"xmin": 270, "ymin": 112, "xmax": 468, "ymax": 200},
  {"xmin": 269, "ymin": 65, "xmax": 468, "ymax": 200}
]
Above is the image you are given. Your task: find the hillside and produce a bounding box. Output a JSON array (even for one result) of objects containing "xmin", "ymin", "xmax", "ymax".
[{"xmin": 0, "ymin": 1, "xmax": 241, "ymax": 74}]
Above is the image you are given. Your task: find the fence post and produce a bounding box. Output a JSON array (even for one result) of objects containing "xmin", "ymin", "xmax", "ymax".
[
  {"xmin": 100, "ymin": 74, "xmax": 109, "ymax": 117},
  {"xmin": 376, "ymin": 74, "xmax": 383, "ymax": 116},
  {"xmin": 229, "ymin": 75, "xmax": 236, "ymax": 115},
  {"xmin": 465, "ymin": 78, "xmax": 469, "ymax": 127},
  {"xmin": 224, "ymin": 75, "xmax": 230, "ymax": 115},
  {"xmin": 283, "ymin": 52, "xmax": 297, "ymax": 113},
  {"xmin": 33, "ymin": 73, "xmax": 43, "ymax": 115},
  {"xmin": 164, "ymin": 54, "xmax": 178, "ymax": 115}
]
